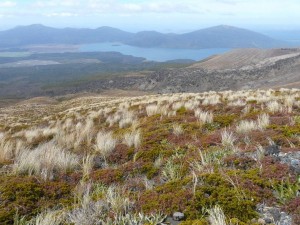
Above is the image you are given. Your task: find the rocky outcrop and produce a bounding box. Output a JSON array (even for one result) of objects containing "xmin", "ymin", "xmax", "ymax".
[{"xmin": 257, "ymin": 204, "xmax": 292, "ymax": 225}]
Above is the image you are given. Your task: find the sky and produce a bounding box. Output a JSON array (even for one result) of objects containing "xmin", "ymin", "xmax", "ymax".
[{"xmin": 0, "ymin": 0, "xmax": 300, "ymax": 32}]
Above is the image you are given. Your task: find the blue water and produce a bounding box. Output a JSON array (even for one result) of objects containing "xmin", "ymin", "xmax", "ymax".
[{"xmin": 79, "ymin": 43, "xmax": 230, "ymax": 62}]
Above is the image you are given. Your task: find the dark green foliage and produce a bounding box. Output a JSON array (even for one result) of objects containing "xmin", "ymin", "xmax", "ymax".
[
  {"xmin": 186, "ymin": 173, "xmax": 259, "ymax": 222},
  {"xmin": 214, "ymin": 114, "xmax": 237, "ymax": 127},
  {"xmin": 0, "ymin": 51, "xmax": 190, "ymax": 100},
  {"xmin": 273, "ymin": 177, "xmax": 300, "ymax": 204},
  {"xmin": 224, "ymin": 155, "xmax": 256, "ymax": 170},
  {"xmin": 92, "ymin": 168, "xmax": 125, "ymax": 185},
  {"xmin": 138, "ymin": 179, "xmax": 193, "ymax": 215},
  {"xmin": 177, "ymin": 107, "xmax": 188, "ymax": 115},
  {"xmin": 140, "ymin": 162, "xmax": 160, "ymax": 179},
  {"xmin": 0, "ymin": 176, "xmax": 73, "ymax": 224},
  {"xmin": 268, "ymin": 124, "xmax": 300, "ymax": 137},
  {"xmin": 136, "ymin": 148, "xmax": 163, "ymax": 162},
  {"xmin": 202, "ymin": 122, "xmax": 220, "ymax": 132},
  {"xmin": 179, "ymin": 219, "xmax": 209, "ymax": 225}
]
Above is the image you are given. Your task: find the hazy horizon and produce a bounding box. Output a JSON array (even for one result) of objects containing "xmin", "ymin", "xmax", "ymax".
[
  {"xmin": 1, "ymin": 0, "xmax": 300, "ymax": 33},
  {"xmin": 1, "ymin": 23, "xmax": 300, "ymax": 35}
]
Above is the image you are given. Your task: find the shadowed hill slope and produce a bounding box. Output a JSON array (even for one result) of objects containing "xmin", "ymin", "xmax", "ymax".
[{"xmin": 0, "ymin": 48, "xmax": 299, "ymax": 102}]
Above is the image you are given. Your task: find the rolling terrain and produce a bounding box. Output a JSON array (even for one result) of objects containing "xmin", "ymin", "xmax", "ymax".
[
  {"xmin": 0, "ymin": 48, "xmax": 300, "ymax": 106},
  {"xmin": 0, "ymin": 89, "xmax": 299, "ymax": 224},
  {"xmin": 0, "ymin": 51, "xmax": 192, "ymax": 102},
  {"xmin": 35, "ymin": 48, "xmax": 300, "ymax": 96},
  {"xmin": 0, "ymin": 24, "xmax": 285, "ymax": 49},
  {"xmin": 0, "ymin": 26, "xmax": 300, "ymax": 224},
  {"xmin": 139, "ymin": 48, "xmax": 300, "ymax": 92},
  {"xmin": 189, "ymin": 48, "xmax": 300, "ymax": 70}
]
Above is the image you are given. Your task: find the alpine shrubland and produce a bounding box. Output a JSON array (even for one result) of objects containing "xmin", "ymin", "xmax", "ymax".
[{"xmin": 0, "ymin": 88, "xmax": 300, "ymax": 224}]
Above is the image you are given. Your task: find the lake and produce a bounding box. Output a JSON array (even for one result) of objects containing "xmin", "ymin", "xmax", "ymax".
[{"xmin": 80, "ymin": 43, "xmax": 230, "ymax": 62}]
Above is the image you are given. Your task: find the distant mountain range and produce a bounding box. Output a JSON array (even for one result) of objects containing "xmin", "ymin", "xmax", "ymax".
[{"xmin": 0, "ymin": 24, "xmax": 286, "ymax": 49}]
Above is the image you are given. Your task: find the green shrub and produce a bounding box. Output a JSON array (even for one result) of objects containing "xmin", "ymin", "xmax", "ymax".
[
  {"xmin": 177, "ymin": 106, "xmax": 188, "ymax": 115},
  {"xmin": 138, "ymin": 179, "xmax": 192, "ymax": 215},
  {"xmin": 214, "ymin": 114, "xmax": 237, "ymax": 127},
  {"xmin": 0, "ymin": 176, "xmax": 73, "ymax": 224},
  {"xmin": 187, "ymin": 173, "xmax": 259, "ymax": 222},
  {"xmin": 273, "ymin": 177, "xmax": 300, "ymax": 204},
  {"xmin": 92, "ymin": 168, "xmax": 124, "ymax": 184},
  {"xmin": 180, "ymin": 219, "xmax": 209, "ymax": 225},
  {"xmin": 140, "ymin": 162, "xmax": 159, "ymax": 179}
]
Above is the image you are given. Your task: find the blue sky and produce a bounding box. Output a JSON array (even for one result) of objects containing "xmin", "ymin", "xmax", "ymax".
[{"xmin": 0, "ymin": 0, "xmax": 300, "ymax": 32}]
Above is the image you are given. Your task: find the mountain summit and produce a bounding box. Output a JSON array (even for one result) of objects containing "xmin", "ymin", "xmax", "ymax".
[{"xmin": 0, "ymin": 24, "xmax": 285, "ymax": 49}]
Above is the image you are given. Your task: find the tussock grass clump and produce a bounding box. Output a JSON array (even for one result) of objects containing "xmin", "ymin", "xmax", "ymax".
[
  {"xmin": 162, "ymin": 160, "xmax": 183, "ymax": 181},
  {"xmin": 124, "ymin": 129, "xmax": 141, "ymax": 149},
  {"xmin": 208, "ymin": 205, "xmax": 227, "ymax": 225},
  {"xmin": 53, "ymin": 119, "xmax": 95, "ymax": 151},
  {"xmin": 146, "ymin": 104, "xmax": 159, "ymax": 116},
  {"xmin": 29, "ymin": 210, "xmax": 65, "ymax": 225},
  {"xmin": 236, "ymin": 120, "xmax": 257, "ymax": 133},
  {"xmin": 162, "ymin": 155, "xmax": 185, "ymax": 181},
  {"xmin": 158, "ymin": 104, "xmax": 169, "ymax": 117},
  {"xmin": 202, "ymin": 95, "xmax": 221, "ymax": 105},
  {"xmin": 172, "ymin": 102, "xmax": 185, "ymax": 111},
  {"xmin": 118, "ymin": 110, "xmax": 136, "ymax": 128},
  {"xmin": 266, "ymin": 100, "xmax": 282, "ymax": 113},
  {"xmin": 82, "ymin": 154, "xmax": 94, "ymax": 179},
  {"xmin": 13, "ymin": 141, "xmax": 79, "ymax": 180},
  {"xmin": 190, "ymin": 152, "xmax": 214, "ymax": 174},
  {"xmin": 0, "ymin": 133, "xmax": 15, "ymax": 163},
  {"xmin": 190, "ymin": 148, "xmax": 231, "ymax": 174},
  {"xmin": 228, "ymin": 99, "xmax": 246, "ymax": 107},
  {"xmin": 236, "ymin": 113, "xmax": 270, "ymax": 133},
  {"xmin": 106, "ymin": 113, "xmax": 121, "ymax": 127},
  {"xmin": 172, "ymin": 124, "xmax": 184, "ymax": 136},
  {"xmin": 105, "ymin": 185, "xmax": 132, "ymax": 215},
  {"xmin": 95, "ymin": 131, "xmax": 116, "ymax": 164},
  {"xmin": 67, "ymin": 183, "xmax": 105, "ymax": 225},
  {"xmin": 284, "ymin": 95, "xmax": 295, "ymax": 111},
  {"xmin": 184, "ymin": 100, "xmax": 200, "ymax": 111},
  {"xmin": 257, "ymin": 113, "xmax": 270, "ymax": 130},
  {"xmin": 67, "ymin": 183, "xmax": 133, "ymax": 224},
  {"xmin": 77, "ymin": 119, "xmax": 95, "ymax": 147},
  {"xmin": 195, "ymin": 109, "xmax": 213, "ymax": 124},
  {"xmin": 221, "ymin": 130, "xmax": 236, "ymax": 149},
  {"xmin": 24, "ymin": 129, "xmax": 42, "ymax": 143}
]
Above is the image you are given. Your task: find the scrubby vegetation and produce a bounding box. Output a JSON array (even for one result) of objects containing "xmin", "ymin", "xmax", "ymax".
[{"xmin": 0, "ymin": 88, "xmax": 299, "ymax": 224}]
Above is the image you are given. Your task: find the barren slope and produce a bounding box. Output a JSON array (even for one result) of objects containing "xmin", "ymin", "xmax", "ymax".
[
  {"xmin": 189, "ymin": 48, "xmax": 300, "ymax": 70},
  {"xmin": 140, "ymin": 48, "xmax": 300, "ymax": 93}
]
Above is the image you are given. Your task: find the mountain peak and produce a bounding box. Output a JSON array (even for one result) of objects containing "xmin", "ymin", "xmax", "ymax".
[
  {"xmin": 17, "ymin": 24, "xmax": 48, "ymax": 29},
  {"xmin": 204, "ymin": 25, "xmax": 244, "ymax": 31},
  {"xmin": 0, "ymin": 24, "xmax": 286, "ymax": 49},
  {"xmin": 216, "ymin": 25, "xmax": 236, "ymax": 29}
]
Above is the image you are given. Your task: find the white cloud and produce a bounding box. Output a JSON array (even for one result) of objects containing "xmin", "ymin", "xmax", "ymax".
[
  {"xmin": 1, "ymin": 0, "xmax": 300, "ymax": 30},
  {"xmin": 122, "ymin": 3, "xmax": 142, "ymax": 12},
  {"xmin": 7, "ymin": 0, "xmax": 300, "ymax": 16},
  {"xmin": 0, "ymin": 1, "xmax": 16, "ymax": 7},
  {"xmin": 60, "ymin": 0, "xmax": 80, "ymax": 7},
  {"xmin": 44, "ymin": 12, "xmax": 79, "ymax": 17},
  {"xmin": 32, "ymin": 0, "xmax": 80, "ymax": 8}
]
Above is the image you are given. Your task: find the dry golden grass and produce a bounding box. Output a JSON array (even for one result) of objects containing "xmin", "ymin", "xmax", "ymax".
[{"xmin": 1, "ymin": 88, "xmax": 300, "ymax": 224}]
